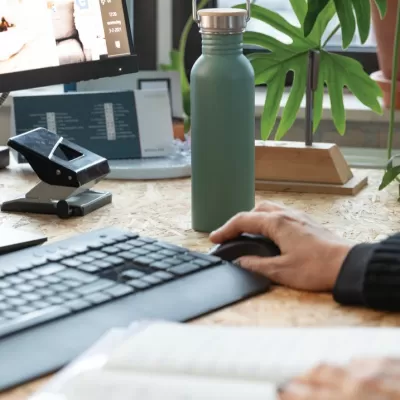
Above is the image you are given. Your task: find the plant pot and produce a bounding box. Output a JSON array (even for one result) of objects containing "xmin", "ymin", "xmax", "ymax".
[{"xmin": 371, "ymin": 0, "xmax": 400, "ymax": 108}]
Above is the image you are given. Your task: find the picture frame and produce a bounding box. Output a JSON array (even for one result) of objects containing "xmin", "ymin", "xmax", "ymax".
[{"xmin": 137, "ymin": 78, "xmax": 173, "ymax": 116}]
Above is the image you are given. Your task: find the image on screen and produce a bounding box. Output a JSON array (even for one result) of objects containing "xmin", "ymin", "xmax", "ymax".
[{"xmin": 0, "ymin": 0, "xmax": 131, "ymax": 76}]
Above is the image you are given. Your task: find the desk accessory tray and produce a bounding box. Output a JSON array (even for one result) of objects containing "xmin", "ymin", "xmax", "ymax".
[{"xmin": 1, "ymin": 128, "xmax": 112, "ymax": 218}]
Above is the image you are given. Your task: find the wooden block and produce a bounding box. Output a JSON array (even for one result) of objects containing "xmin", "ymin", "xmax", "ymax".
[
  {"xmin": 255, "ymin": 175, "xmax": 368, "ymax": 196},
  {"xmin": 255, "ymin": 141, "xmax": 353, "ymax": 185}
]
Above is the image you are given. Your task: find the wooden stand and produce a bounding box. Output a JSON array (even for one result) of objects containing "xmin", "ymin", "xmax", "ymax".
[{"xmin": 255, "ymin": 140, "xmax": 368, "ymax": 195}]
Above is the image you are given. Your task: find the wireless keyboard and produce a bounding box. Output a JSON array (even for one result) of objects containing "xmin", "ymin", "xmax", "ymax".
[{"xmin": 0, "ymin": 227, "xmax": 270, "ymax": 391}]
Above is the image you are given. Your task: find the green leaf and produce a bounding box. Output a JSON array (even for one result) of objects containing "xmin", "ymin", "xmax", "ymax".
[
  {"xmin": 289, "ymin": 0, "xmax": 307, "ymax": 27},
  {"xmin": 275, "ymin": 53, "xmax": 308, "ymax": 139},
  {"xmin": 243, "ymin": 31, "xmax": 294, "ymax": 53},
  {"xmin": 304, "ymin": 0, "xmax": 330, "ymax": 36},
  {"xmin": 261, "ymin": 71, "xmax": 286, "ymax": 140},
  {"xmin": 333, "ymin": 0, "xmax": 356, "ymax": 49},
  {"xmin": 379, "ymin": 165, "xmax": 400, "ymax": 190},
  {"xmin": 317, "ymin": 51, "xmax": 382, "ymax": 134},
  {"xmin": 352, "ymin": 0, "xmax": 370, "ymax": 44},
  {"xmin": 307, "ymin": 1, "xmax": 336, "ymax": 45},
  {"xmin": 374, "ymin": 0, "xmax": 387, "ymax": 18},
  {"xmin": 235, "ymin": 3, "xmax": 318, "ymax": 47},
  {"xmin": 305, "ymin": 0, "xmax": 387, "ymax": 48}
]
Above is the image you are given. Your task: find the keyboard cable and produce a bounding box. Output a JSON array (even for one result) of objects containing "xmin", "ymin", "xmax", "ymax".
[{"xmin": 0, "ymin": 92, "xmax": 9, "ymax": 107}]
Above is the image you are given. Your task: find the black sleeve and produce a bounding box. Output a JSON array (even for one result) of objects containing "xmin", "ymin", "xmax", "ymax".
[{"xmin": 333, "ymin": 234, "xmax": 400, "ymax": 311}]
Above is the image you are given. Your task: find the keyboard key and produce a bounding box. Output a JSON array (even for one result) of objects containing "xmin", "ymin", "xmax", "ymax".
[
  {"xmin": 127, "ymin": 239, "xmax": 144, "ymax": 247},
  {"xmin": 0, "ymin": 281, "xmax": 10, "ymax": 289},
  {"xmin": 150, "ymin": 261, "xmax": 171, "ymax": 270},
  {"xmin": 120, "ymin": 270, "xmax": 144, "ymax": 280},
  {"xmin": 87, "ymin": 242, "xmax": 103, "ymax": 250},
  {"xmin": 31, "ymin": 258, "xmax": 47, "ymax": 267},
  {"xmin": 140, "ymin": 237, "xmax": 157, "ymax": 244},
  {"xmin": 60, "ymin": 292, "xmax": 80, "ymax": 301},
  {"xmin": 5, "ymin": 276, "xmax": 24, "ymax": 285},
  {"xmin": 153, "ymin": 271, "xmax": 174, "ymax": 281},
  {"xmin": 134, "ymin": 257, "xmax": 154, "ymax": 266},
  {"xmin": 87, "ymin": 251, "xmax": 108, "ymax": 259},
  {"xmin": 17, "ymin": 306, "xmax": 36, "ymax": 315},
  {"xmin": 147, "ymin": 253, "xmax": 165, "ymax": 261},
  {"xmin": 19, "ymin": 271, "xmax": 38, "ymax": 280},
  {"xmin": 84, "ymin": 292, "xmax": 112, "ymax": 305},
  {"xmin": 3, "ymin": 266, "xmax": 19, "ymax": 275},
  {"xmin": 102, "ymin": 246, "xmax": 120, "ymax": 255},
  {"xmin": 130, "ymin": 248, "xmax": 149, "ymax": 256},
  {"xmin": 63, "ymin": 280, "xmax": 82, "ymax": 288},
  {"xmin": 3, "ymin": 310, "xmax": 21, "ymax": 319},
  {"xmin": 115, "ymin": 243, "xmax": 132, "ymax": 251},
  {"xmin": 32, "ymin": 301, "xmax": 50, "ymax": 309},
  {"xmin": 22, "ymin": 293, "xmax": 42, "ymax": 302},
  {"xmin": 193, "ymin": 259, "xmax": 212, "ymax": 268},
  {"xmin": 192, "ymin": 252, "xmax": 221, "ymax": 264},
  {"xmin": 0, "ymin": 307, "xmax": 70, "ymax": 338},
  {"xmin": 58, "ymin": 269, "xmax": 97, "ymax": 283},
  {"xmin": 34, "ymin": 264, "xmax": 65, "ymax": 276},
  {"xmin": 126, "ymin": 279, "xmax": 150, "ymax": 289},
  {"xmin": 2, "ymin": 288, "xmax": 20, "ymax": 297},
  {"xmin": 61, "ymin": 259, "xmax": 82, "ymax": 268},
  {"xmin": 37, "ymin": 288, "xmax": 55, "ymax": 297},
  {"xmin": 141, "ymin": 275, "xmax": 162, "ymax": 285},
  {"xmin": 105, "ymin": 284, "xmax": 134, "ymax": 297},
  {"xmin": 47, "ymin": 254, "xmax": 64, "ymax": 262},
  {"xmin": 75, "ymin": 255, "xmax": 95, "ymax": 263},
  {"xmin": 30, "ymin": 279, "xmax": 48, "ymax": 288},
  {"xmin": 156, "ymin": 242, "xmax": 186, "ymax": 253},
  {"xmin": 92, "ymin": 260, "xmax": 112, "ymax": 269},
  {"xmin": 142, "ymin": 244, "xmax": 162, "ymax": 252},
  {"xmin": 51, "ymin": 284, "xmax": 69, "ymax": 292},
  {"xmin": 169, "ymin": 263, "xmax": 200, "ymax": 276},
  {"xmin": 100, "ymin": 238, "xmax": 116, "ymax": 246},
  {"xmin": 73, "ymin": 245, "xmax": 89, "ymax": 254},
  {"xmin": 178, "ymin": 254, "xmax": 195, "ymax": 262},
  {"xmin": 77, "ymin": 265, "xmax": 99, "ymax": 273},
  {"xmin": 47, "ymin": 296, "xmax": 65, "ymax": 305},
  {"xmin": 76, "ymin": 279, "xmax": 115, "ymax": 295},
  {"xmin": 159, "ymin": 249, "xmax": 177, "ymax": 257},
  {"xmin": 164, "ymin": 258, "xmax": 182, "ymax": 266},
  {"xmin": 0, "ymin": 303, "xmax": 11, "ymax": 311},
  {"xmin": 66, "ymin": 299, "xmax": 91, "ymax": 311},
  {"xmin": 44, "ymin": 275, "xmax": 62, "ymax": 284},
  {"xmin": 16, "ymin": 262, "xmax": 34, "ymax": 271},
  {"xmin": 103, "ymin": 256, "xmax": 124, "ymax": 266},
  {"xmin": 118, "ymin": 252, "xmax": 136, "ymax": 261},
  {"xmin": 7, "ymin": 298, "xmax": 27, "ymax": 307}
]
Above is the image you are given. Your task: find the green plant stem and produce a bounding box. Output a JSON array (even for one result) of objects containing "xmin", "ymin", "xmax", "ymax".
[
  {"xmin": 322, "ymin": 23, "xmax": 340, "ymax": 48},
  {"xmin": 387, "ymin": 0, "xmax": 400, "ymax": 160}
]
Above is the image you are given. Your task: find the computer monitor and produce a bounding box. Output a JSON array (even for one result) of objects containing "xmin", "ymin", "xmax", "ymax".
[{"xmin": 0, "ymin": 0, "xmax": 138, "ymax": 93}]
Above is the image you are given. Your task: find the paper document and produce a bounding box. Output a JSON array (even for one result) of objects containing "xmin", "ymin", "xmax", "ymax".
[{"xmin": 31, "ymin": 322, "xmax": 400, "ymax": 400}]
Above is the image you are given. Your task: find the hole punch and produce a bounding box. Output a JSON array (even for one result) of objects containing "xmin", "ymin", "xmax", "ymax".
[{"xmin": 1, "ymin": 128, "xmax": 112, "ymax": 218}]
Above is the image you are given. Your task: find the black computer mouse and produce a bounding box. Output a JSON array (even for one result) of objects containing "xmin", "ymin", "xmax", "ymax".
[{"xmin": 209, "ymin": 233, "xmax": 281, "ymax": 262}]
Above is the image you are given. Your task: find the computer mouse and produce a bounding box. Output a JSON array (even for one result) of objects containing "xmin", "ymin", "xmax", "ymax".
[{"xmin": 209, "ymin": 233, "xmax": 281, "ymax": 262}]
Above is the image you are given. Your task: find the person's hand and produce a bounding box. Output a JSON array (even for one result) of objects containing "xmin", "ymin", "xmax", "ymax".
[
  {"xmin": 279, "ymin": 358, "xmax": 400, "ymax": 400},
  {"xmin": 209, "ymin": 201, "xmax": 353, "ymax": 292}
]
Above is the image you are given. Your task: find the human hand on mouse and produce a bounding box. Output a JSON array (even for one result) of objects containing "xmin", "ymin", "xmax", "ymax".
[
  {"xmin": 209, "ymin": 201, "xmax": 353, "ymax": 292},
  {"xmin": 278, "ymin": 358, "xmax": 400, "ymax": 400}
]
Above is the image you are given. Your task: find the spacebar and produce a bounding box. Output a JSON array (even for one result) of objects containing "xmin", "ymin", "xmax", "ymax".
[{"xmin": 0, "ymin": 307, "xmax": 71, "ymax": 339}]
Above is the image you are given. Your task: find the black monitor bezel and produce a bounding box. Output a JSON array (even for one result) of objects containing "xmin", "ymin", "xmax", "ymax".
[{"xmin": 0, "ymin": 0, "xmax": 138, "ymax": 93}]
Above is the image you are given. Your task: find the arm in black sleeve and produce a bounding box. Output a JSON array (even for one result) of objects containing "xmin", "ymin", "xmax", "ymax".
[{"xmin": 333, "ymin": 233, "xmax": 400, "ymax": 311}]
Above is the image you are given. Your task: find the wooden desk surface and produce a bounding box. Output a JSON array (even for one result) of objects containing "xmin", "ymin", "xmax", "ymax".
[{"xmin": 1, "ymin": 165, "xmax": 400, "ymax": 399}]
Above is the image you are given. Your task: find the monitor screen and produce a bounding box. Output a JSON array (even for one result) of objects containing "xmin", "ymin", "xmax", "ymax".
[{"xmin": 0, "ymin": 0, "xmax": 137, "ymax": 92}]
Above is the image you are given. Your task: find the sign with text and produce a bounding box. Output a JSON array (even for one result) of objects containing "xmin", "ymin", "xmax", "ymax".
[{"xmin": 12, "ymin": 90, "xmax": 174, "ymax": 162}]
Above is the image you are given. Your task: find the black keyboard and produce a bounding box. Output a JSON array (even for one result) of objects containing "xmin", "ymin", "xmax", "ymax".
[{"xmin": 0, "ymin": 227, "xmax": 270, "ymax": 391}]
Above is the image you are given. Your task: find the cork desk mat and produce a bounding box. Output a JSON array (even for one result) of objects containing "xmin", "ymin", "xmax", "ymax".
[{"xmin": 1, "ymin": 165, "xmax": 400, "ymax": 400}]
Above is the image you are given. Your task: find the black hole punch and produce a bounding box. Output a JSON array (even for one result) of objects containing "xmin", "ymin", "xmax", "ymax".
[{"xmin": 1, "ymin": 128, "xmax": 112, "ymax": 218}]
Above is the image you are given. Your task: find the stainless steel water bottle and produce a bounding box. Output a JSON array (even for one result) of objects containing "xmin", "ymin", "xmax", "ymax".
[{"xmin": 190, "ymin": 1, "xmax": 255, "ymax": 233}]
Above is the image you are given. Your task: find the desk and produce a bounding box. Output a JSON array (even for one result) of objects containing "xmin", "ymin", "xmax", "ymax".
[{"xmin": 1, "ymin": 165, "xmax": 400, "ymax": 400}]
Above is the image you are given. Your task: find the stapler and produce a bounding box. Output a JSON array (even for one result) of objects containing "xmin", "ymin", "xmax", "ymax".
[{"xmin": 1, "ymin": 128, "xmax": 112, "ymax": 218}]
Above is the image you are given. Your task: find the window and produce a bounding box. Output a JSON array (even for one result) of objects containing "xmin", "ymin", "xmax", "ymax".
[{"xmin": 219, "ymin": 0, "xmax": 377, "ymax": 48}]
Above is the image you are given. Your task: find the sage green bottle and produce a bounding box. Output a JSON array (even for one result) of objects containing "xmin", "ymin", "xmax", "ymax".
[{"xmin": 190, "ymin": 5, "xmax": 255, "ymax": 233}]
